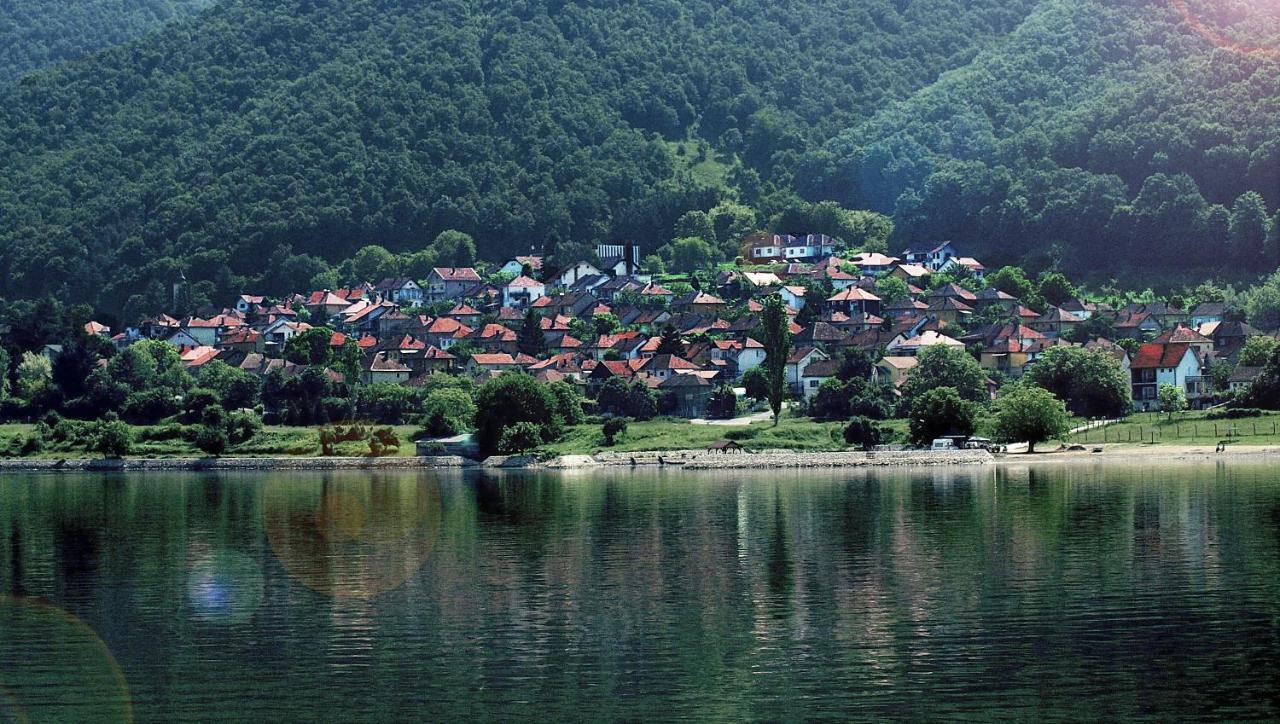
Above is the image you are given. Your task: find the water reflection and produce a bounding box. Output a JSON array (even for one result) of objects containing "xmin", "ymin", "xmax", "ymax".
[
  {"xmin": 264, "ymin": 475, "xmax": 443, "ymax": 599},
  {"xmin": 0, "ymin": 465, "xmax": 1276, "ymax": 720}
]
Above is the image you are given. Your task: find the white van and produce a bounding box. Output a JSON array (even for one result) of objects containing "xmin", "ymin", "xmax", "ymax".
[{"xmin": 930, "ymin": 438, "xmax": 956, "ymax": 451}]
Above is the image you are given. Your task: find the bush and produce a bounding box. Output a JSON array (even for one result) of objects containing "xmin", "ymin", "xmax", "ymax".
[
  {"xmin": 706, "ymin": 385, "xmax": 739, "ymax": 420},
  {"xmin": 1207, "ymin": 407, "xmax": 1265, "ymax": 420},
  {"xmin": 181, "ymin": 388, "xmax": 222, "ymax": 424},
  {"xmin": 90, "ymin": 416, "xmax": 132, "ymax": 459},
  {"xmin": 418, "ymin": 388, "xmax": 476, "ymax": 438},
  {"xmin": 194, "ymin": 425, "xmax": 228, "ymax": 457},
  {"xmin": 497, "ymin": 421, "xmax": 543, "ymax": 455},
  {"xmin": 123, "ymin": 389, "xmax": 180, "ymax": 424},
  {"xmin": 843, "ymin": 417, "xmax": 884, "ymax": 450},
  {"xmin": 138, "ymin": 423, "xmax": 188, "ymax": 442},
  {"xmin": 227, "ymin": 411, "xmax": 262, "ymax": 445},
  {"xmin": 602, "ymin": 417, "xmax": 628, "ymax": 446}
]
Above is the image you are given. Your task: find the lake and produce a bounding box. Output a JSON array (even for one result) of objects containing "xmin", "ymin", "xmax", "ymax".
[{"xmin": 1, "ymin": 464, "xmax": 1279, "ymax": 721}]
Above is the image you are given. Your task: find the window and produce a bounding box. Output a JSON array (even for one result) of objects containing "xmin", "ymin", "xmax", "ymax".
[{"xmin": 809, "ymin": 380, "xmax": 819, "ymax": 388}]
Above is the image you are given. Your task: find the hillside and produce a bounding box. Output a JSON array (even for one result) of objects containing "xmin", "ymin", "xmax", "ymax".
[
  {"xmin": 0, "ymin": 0, "xmax": 214, "ymax": 85},
  {"xmin": 0, "ymin": 0, "xmax": 1275, "ymax": 314},
  {"xmin": 804, "ymin": 0, "xmax": 1280, "ymax": 277}
]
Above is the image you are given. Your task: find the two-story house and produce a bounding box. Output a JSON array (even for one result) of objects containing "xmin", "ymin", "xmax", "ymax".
[
  {"xmin": 1131, "ymin": 342, "xmax": 1204, "ymax": 411},
  {"xmin": 899, "ymin": 241, "xmax": 959, "ymax": 271},
  {"xmin": 425, "ymin": 268, "xmax": 482, "ymax": 303}
]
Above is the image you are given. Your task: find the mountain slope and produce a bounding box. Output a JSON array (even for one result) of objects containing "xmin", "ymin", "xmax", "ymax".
[
  {"xmin": 803, "ymin": 0, "xmax": 1280, "ymax": 276},
  {"xmin": 0, "ymin": 0, "xmax": 214, "ymax": 85},
  {"xmin": 0, "ymin": 0, "xmax": 1038, "ymax": 310}
]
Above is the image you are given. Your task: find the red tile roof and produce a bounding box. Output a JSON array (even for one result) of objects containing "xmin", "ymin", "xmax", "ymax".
[{"xmin": 1132, "ymin": 342, "xmax": 1193, "ymax": 369}]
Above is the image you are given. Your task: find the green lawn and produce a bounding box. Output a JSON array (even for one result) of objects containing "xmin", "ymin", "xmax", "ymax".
[
  {"xmin": 1065, "ymin": 411, "xmax": 1280, "ymax": 447},
  {"xmin": 541, "ymin": 415, "xmax": 895, "ymax": 456},
  {"xmin": 0, "ymin": 423, "xmax": 422, "ymax": 460}
]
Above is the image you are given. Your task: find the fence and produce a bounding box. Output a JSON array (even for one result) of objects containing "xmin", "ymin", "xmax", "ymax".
[{"xmin": 1071, "ymin": 419, "xmax": 1280, "ymax": 444}]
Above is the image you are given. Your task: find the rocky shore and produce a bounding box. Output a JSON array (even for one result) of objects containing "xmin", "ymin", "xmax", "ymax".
[
  {"xmin": 0, "ymin": 449, "xmax": 1002, "ymax": 473},
  {"xmin": 0, "ymin": 456, "xmax": 477, "ymax": 473}
]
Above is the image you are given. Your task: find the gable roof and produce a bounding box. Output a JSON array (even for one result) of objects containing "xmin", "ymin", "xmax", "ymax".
[
  {"xmin": 1132, "ymin": 342, "xmax": 1195, "ymax": 369},
  {"xmin": 431, "ymin": 267, "xmax": 482, "ymax": 283}
]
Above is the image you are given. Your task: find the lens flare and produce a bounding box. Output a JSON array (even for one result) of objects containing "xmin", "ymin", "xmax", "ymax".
[
  {"xmin": 0, "ymin": 597, "xmax": 132, "ymax": 723},
  {"xmin": 187, "ymin": 550, "xmax": 266, "ymax": 625},
  {"xmin": 1172, "ymin": 0, "xmax": 1280, "ymax": 60},
  {"xmin": 264, "ymin": 477, "xmax": 443, "ymax": 599}
]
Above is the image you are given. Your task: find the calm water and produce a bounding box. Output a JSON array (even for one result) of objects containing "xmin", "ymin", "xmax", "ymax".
[{"xmin": 1, "ymin": 464, "xmax": 1279, "ymax": 721}]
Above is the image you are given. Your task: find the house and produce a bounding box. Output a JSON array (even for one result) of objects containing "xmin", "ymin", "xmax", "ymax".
[
  {"xmin": 1084, "ymin": 337, "xmax": 1131, "ymax": 373},
  {"xmin": 498, "ymin": 255, "xmax": 545, "ymax": 277},
  {"xmin": 785, "ymin": 347, "xmax": 830, "ymax": 391},
  {"xmin": 659, "ymin": 373, "xmax": 713, "ymax": 417},
  {"xmin": 938, "ymin": 256, "xmax": 986, "ymax": 281},
  {"xmin": 710, "ymin": 338, "xmax": 766, "ymax": 378},
  {"xmin": 502, "ymin": 276, "xmax": 546, "ymax": 309},
  {"xmin": 466, "ymin": 353, "xmax": 518, "ymax": 377},
  {"xmin": 926, "ymin": 297, "xmax": 974, "ymax": 325},
  {"xmin": 973, "ymin": 288, "xmax": 1019, "ymax": 311},
  {"xmin": 374, "ymin": 278, "xmax": 424, "ymax": 305},
  {"xmin": 778, "ymin": 286, "xmax": 807, "ymax": 311},
  {"xmin": 827, "ymin": 287, "xmax": 882, "ymax": 317},
  {"xmin": 235, "ymin": 295, "xmax": 266, "ymax": 314},
  {"xmin": 306, "ymin": 291, "xmax": 352, "ymax": 320},
  {"xmin": 84, "ymin": 321, "xmax": 111, "ymax": 337},
  {"xmin": 425, "ymin": 268, "xmax": 482, "ymax": 303},
  {"xmin": 1031, "ymin": 307, "xmax": 1084, "ymax": 337},
  {"xmin": 596, "ymin": 243, "xmax": 642, "ymax": 277},
  {"xmin": 362, "ymin": 352, "xmax": 412, "ymax": 385},
  {"xmin": 799, "ymin": 359, "xmax": 840, "ymax": 399},
  {"xmin": 1114, "ymin": 311, "xmax": 1162, "ymax": 340},
  {"xmin": 847, "ymin": 253, "xmax": 899, "ymax": 275},
  {"xmin": 888, "ymin": 330, "xmax": 965, "ymax": 356},
  {"xmin": 1130, "ymin": 342, "xmax": 1204, "ymax": 411},
  {"xmin": 164, "ymin": 329, "xmax": 203, "ymax": 351},
  {"xmin": 547, "ymin": 261, "xmax": 603, "ymax": 288},
  {"xmin": 899, "ymin": 241, "xmax": 959, "ymax": 271},
  {"xmin": 890, "ymin": 263, "xmax": 932, "ymax": 284},
  {"xmin": 636, "ymin": 354, "xmax": 701, "ymax": 382},
  {"xmin": 746, "ymin": 234, "xmax": 836, "ymax": 263},
  {"xmin": 218, "ymin": 327, "xmax": 263, "ymax": 354},
  {"xmin": 813, "ymin": 257, "xmax": 859, "ymax": 289},
  {"xmin": 1229, "ymin": 366, "xmax": 1263, "ymax": 394},
  {"xmin": 1190, "ymin": 302, "xmax": 1227, "ymax": 328},
  {"xmin": 673, "ymin": 291, "xmax": 728, "ymax": 315},
  {"xmin": 874, "ymin": 356, "xmax": 918, "ymax": 388}
]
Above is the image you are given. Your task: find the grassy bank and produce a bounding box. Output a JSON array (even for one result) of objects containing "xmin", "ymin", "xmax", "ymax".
[
  {"xmin": 540, "ymin": 416, "xmax": 907, "ymax": 456},
  {"xmin": 0, "ymin": 424, "xmax": 421, "ymax": 460},
  {"xmin": 1066, "ymin": 411, "xmax": 1280, "ymax": 447}
]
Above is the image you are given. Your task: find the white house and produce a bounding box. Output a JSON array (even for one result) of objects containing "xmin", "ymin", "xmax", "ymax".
[
  {"xmin": 502, "ymin": 276, "xmax": 546, "ymax": 309},
  {"xmin": 374, "ymin": 278, "xmax": 424, "ymax": 305},
  {"xmin": 547, "ymin": 261, "xmax": 603, "ymax": 288},
  {"xmin": 424, "ymin": 268, "xmax": 482, "ymax": 303},
  {"xmin": 1130, "ymin": 342, "xmax": 1203, "ymax": 411},
  {"xmin": 498, "ymin": 255, "xmax": 544, "ymax": 277},
  {"xmin": 900, "ymin": 241, "xmax": 959, "ymax": 271},
  {"xmin": 785, "ymin": 347, "xmax": 830, "ymax": 392}
]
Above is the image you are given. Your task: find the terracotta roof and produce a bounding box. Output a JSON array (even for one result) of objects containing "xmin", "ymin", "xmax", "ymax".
[
  {"xmin": 471, "ymin": 353, "xmax": 516, "ymax": 365},
  {"xmin": 508, "ymin": 275, "xmax": 543, "ymax": 289},
  {"xmin": 828, "ymin": 287, "xmax": 881, "ymax": 302},
  {"xmin": 1132, "ymin": 342, "xmax": 1193, "ymax": 369}
]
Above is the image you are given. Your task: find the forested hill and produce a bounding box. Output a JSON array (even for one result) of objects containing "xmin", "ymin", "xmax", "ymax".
[
  {"xmin": 0, "ymin": 0, "xmax": 215, "ymax": 86},
  {"xmin": 0, "ymin": 0, "xmax": 1276, "ymax": 313},
  {"xmin": 803, "ymin": 0, "xmax": 1280, "ymax": 275}
]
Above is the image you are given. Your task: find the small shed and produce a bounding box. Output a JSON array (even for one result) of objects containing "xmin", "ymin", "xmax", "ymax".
[{"xmin": 707, "ymin": 440, "xmax": 744, "ymax": 454}]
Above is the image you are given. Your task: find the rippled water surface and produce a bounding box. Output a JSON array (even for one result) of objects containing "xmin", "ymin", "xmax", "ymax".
[{"xmin": 2, "ymin": 464, "xmax": 1280, "ymax": 721}]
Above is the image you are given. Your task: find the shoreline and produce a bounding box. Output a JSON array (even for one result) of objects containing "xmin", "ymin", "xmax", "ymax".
[{"xmin": 1, "ymin": 443, "xmax": 1278, "ymax": 474}]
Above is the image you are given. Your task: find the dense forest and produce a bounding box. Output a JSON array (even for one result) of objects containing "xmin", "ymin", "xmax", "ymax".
[
  {"xmin": 0, "ymin": 0, "xmax": 1276, "ymax": 313},
  {"xmin": 0, "ymin": 0, "xmax": 213, "ymax": 85}
]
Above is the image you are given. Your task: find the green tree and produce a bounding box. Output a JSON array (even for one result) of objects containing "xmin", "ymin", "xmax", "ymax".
[
  {"xmin": 656, "ymin": 325, "xmax": 685, "ymax": 356},
  {"xmin": 1037, "ymin": 271, "xmax": 1077, "ymax": 307},
  {"xmin": 602, "ymin": 417, "xmax": 628, "ymax": 446},
  {"xmin": 1157, "ymin": 383, "xmax": 1186, "ymax": 420},
  {"xmin": 15, "ymin": 351, "xmax": 52, "ymax": 401},
  {"xmin": 987, "ymin": 266, "xmax": 1036, "ymax": 302},
  {"xmin": 908, "ymin": 387, "xmax": 976, "ymax": 446},
  {"xmin": 1237, "ymin": 335, "xmax": 1279, "ymax": 368},
  {"xmin": 518, "ymin": 309, "xmax": 545, "ymax": 358},
  {"xmin": 874, "ymin": 276, "xmax": 910, "ymax": 304},
  {"xmin": 742, "ymin": 366, "xmax": 769, "ymax": 402},
  {"xmin": 89, "ymin": 415, "xmax": 132, "ymax": 459},
  {"xmin": 662, "ymin": 237, "xmax": 720, "ymax": 273},
  {"xmin": 843, "ymin": 417, "xmax": 884, "ymax": 450},
  {"xmin": 1022, "ymin": 346, "xmax": 1131, "ymax": 418},
  {"xmin": 497, "ymin": 421, "xmax": 544, "ymax": 455},
  {"xmin": 994, "ymin": 386, "xmax": 1069, "ymax": 453},
  {"xmin": 706, "ymin": 385, "xmax": 739, "ymax": 420},
  {"xmin": 474, "ymin": 373, "xmax": 564, "ymax": 456},
  {"xmin": 419, "ymin": 388, "xmax": 476, "ymax": 437},
  {"xmin": 1229, "ymin": 191, "xmax": 1272, "ymax": 267},
  {"xmin": 284, "ymin": 327, "xmax": 336, "ymax": 367},
  {"xmin": 900, "ymin": 345, "xmax": 987, "ymax": 410},
  {"xmin": 758, "ymin": 295, "xmax": 793, "ymax": 425},
  {"xmin": 430, "ymin": 230, "xmax": 477, "ymax": 268}
]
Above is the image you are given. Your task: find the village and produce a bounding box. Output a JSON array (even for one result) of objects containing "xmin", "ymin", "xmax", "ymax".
[
  {"xmin": 6, "ymin": 230, "xmax": 1277, "ymax": 461},
  {"xmin": 94, "ymin": 237, "xmax": 1258, "ymax": 409}
]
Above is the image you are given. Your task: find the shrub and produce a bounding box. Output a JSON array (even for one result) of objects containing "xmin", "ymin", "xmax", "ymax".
[
  {"xmin": 90, "ymin": 416, "xmax": 132, "ymax": 459},
  {"xmin": 602, "ymin": 417, "xmax": 628, "ymax": 446},
  {"xmin": 497, "ymin": 421, "xmax": 543, "ymax": 455},
  {"xmin": 843, "ymin": 417, "xmax": 884, "ymax": 450},
  {"xmin": 181, "ymin": 388, "xmax": 222, "ymax": 424},
  {"xmin": 706, "ymin": 385, "xmax": 739, "ymax": 420},
  {"xmin": 418, "ymin": 388, "xmax": 476, "ymax": 437},
  {"xmin": 122, "ymin": 389, "xmax": 180, "ymax": 425},
  {"xmin": 227, "ymin": 411, "xmax": 262, "ymax": 445},
  {"xmin": 194, "ymin": 425, "xmax": 228, "ymax": 457},
  {"xmin": 475, "ymin": 373, "xmax": 564, "ymax": 456},
  {"xmin": 1207, "ymin": 407, "xmax": 1265, "ymax": 420}
]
